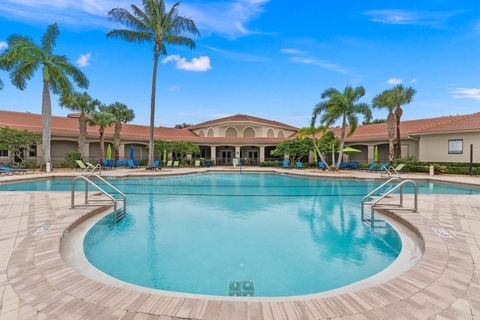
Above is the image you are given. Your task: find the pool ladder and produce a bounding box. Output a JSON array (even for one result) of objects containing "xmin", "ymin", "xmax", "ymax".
[
  {"xmin": 361, "ymin": 178, "xmax": 418, "ymax": 227},
  {"xmin": 71, "ymin": 164, "xmax": 127, "ymax": 223}
]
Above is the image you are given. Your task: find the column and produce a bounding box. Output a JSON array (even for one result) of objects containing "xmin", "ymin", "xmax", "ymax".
[
  {"xmin": 235, "ymin": 146, "xmax": 241, "ymax": 159},
  {"xmin": 118, "ymin": 144, "xmax": 125, "ymax": 160},
  {"xmin": 259, "ymin": 146, "xmax": 265, "ymax": 163},
  {"xmin": 368, "ymin": 145, "xmax": 375, "ymax": 163},
  {"xmin": 210, "ymin": 146, "xmax": 216, "ymax": 163},
  {"xmin": 37, "ymin": 143, "xmax": 44, "ymax": 164}
]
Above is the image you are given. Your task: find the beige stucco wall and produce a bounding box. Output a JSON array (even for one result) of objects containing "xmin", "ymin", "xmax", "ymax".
[
  {"xmin": 418, "ymin": 132, "xmax": 480, "ymax": 162},
  {"xmin": 192, "ymin": 124, "xmax": 295, "ymax": 138},
  {"xmin": 51, "ymin": 140, "xmax": 77, "ymax": 161}
]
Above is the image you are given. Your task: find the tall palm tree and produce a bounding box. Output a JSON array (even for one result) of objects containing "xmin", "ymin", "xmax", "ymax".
[
  {"xmin": 60, "ymin": 91, "xmax": 101, "ymax": 160},
  {"xmin": 372, "ymin": 91, "xmax": 397, "ymax": 162},
  {"xmin": 100, "ymin": 102, "xmax": 135, "ymax": 162},
  {"xmin": 390, "ymin": 85, "xmax": 416, "ymax": 158},
  {"xmin": 0, "ymin": 78, "xmax": 3, "ymax": 90},
  {"xmin": 313, "ymin": 86, "xmax": 372, "ymax": 168},
  {"xmin": 89, "ymin": 111, "xmax": 114, "ymax": 163},
  {"xmin": 0, "ymin": 24, "xmax": 88, "ymax": 168},
  {"xmin": 107, "ymin": 0, "xmax": 199, "ymax": 167}
]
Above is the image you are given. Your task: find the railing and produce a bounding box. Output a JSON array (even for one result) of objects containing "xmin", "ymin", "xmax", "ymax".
[
  {"xmin": 361, "ymin": 178, "xmax": 418, "ymax": 227},
  {"xmin": 381, "ymin": 165, "xmax": 400, "ymax": 178},
  {"xmin": 71, "ymin": 165, "xmax": 126, "ymax": 223}
]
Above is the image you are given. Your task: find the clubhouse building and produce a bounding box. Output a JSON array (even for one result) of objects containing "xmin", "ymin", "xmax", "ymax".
[{"xmin": 1, "ymin": 110, "xmax": 480, "ymax": 165}]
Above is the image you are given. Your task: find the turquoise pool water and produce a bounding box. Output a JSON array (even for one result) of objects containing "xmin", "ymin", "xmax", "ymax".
[{"xmin": 2, "ymin": 173, "xmax": 479, "ymax": 297}]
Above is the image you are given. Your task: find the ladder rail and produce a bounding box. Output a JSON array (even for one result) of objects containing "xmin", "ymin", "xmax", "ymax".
[
  {"xmin": 367, "ymin": 179, "xmax": 418, "ymax": 227},
  {"xmin": 87, "ymin": 173, "xmax": 127, "ymax": 218},
  {"xmin": 71, "ymin": 175, "xmax": 125, "ymax": 223},
  {"xmin": 361, "ymin": 177, "xmax": 401, "ymax": 220}
]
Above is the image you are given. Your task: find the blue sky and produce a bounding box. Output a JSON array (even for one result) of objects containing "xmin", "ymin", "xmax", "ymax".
[{"xmin": 0, "ymin": 0, "xmax": 480, "ymax": 128}]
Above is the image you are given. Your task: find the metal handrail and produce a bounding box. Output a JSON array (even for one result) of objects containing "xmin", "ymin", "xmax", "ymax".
[
  {"xmin": 361, "ymin": 177, "xmax": 401, "ymax": 220},
  {"xmin": 71, "ymin": 174, "xmax": 126, "ymax": 223},
  {"xmin": 381, "ymin": 165, "xmax": 400, "ymax": 178},
  {"xmin": 368, "ymin": 179, "xmax": 418, "ymax": 227}
]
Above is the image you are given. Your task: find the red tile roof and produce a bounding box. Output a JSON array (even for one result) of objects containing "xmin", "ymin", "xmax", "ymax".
[
  {"xmin": 328, "ymin": 113, "xmax": 480, "ymax": 142},
  {"xmin": 188, "ymin": 114, "xmax": 298, "ymax": 131}
]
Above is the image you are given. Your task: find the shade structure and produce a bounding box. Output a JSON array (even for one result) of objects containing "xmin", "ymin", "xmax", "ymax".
[
  {"xmin": 342, "ymin": 147, "xmax": 361, "ymax": 153},
  {"xmin": 106, "ymin": 144, "xmax": 112, "ymax": 160},
  {"xmin": 374, "ymin": 145, "xmax": 379, "ymax": 162},
  {"xmin": 130, "ymin": 145, "xmax": 134, "ymax": 160}
]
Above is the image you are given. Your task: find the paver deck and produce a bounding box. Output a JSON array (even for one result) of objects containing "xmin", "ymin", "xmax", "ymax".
[{"xmin": 0, "ymin": 168, "xmax": 479, "ymax": 319}]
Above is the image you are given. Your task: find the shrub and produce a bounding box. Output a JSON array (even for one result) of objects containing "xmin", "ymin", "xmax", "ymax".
[{"xmin": 62, "ymin": 151, "xmax": 81, "ymax": 168}]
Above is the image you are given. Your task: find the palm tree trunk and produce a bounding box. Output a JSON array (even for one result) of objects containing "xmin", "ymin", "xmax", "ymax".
[
  {"xmin": 41, "ymin": 80, "xmax": 51, "ymax": 169},
  {"xmin": 99, "ymin": 129, "xmax": 105, "ymax": 163},
  {"xmin": 311, "ymin": 132, "xmax": 331, "ymax": 170},
  {"xmin": 336, "ymin": 116, "xmax": 347, "ymax": 168},
  {"xmin": 148, "ymin": 45, "xmax": 160, "ymax": 167},
  {"xmin": 395, "ymin": 106, "xmax": 403, "ymax": 159},
  {"xmin": 387, "ymin": 111, "xmax": 396, "ymax": 163},
  {"xmin": 113, "ymin": 122, "xmax": 122, "ymax": 162},
  {"xmin": 78, "ymin": 114, "xmax": 87, "ymax": 160}
]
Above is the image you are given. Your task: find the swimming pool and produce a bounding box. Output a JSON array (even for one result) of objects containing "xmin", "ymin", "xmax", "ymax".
[{"xmin": 2, "ymin": 173, "xmax": 479, "ymax": 297}]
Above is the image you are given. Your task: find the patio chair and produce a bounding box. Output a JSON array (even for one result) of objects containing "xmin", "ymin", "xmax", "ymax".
[
  {"xmin": 318, "ymin": 161, "xmax": 327, "ymax": 170},
  {"xmin": 295, "ymin": 161, "xmax": 303, "ymax": 168},
  {"xmin": 127, "ymin": 160, "xmax": 137, "ymax": 168},
  {"xmin": 282, "ymin": 160, "xmax": 289, "ymax": 168},
  {"xmin": 375, "ymin": 163, "xmax": 389, "ymax": 172},
  {"xmin": 339, "ymin": 162, "xmax": 349, "ymax": 169},
  {"xmin": 361, "ymin": 163, "xmax": 378, "ymax": 171},
  {"xmin": 381, "ymin": 163, "xmax": 406, "ymax": 178},
  {"xmin": 76, "ymin": 160, "xmax": 90, "ymax": 170},
  {"xmin": 0, "ymin": 167, "xmax": 27, "ymax": 175},
  {"xmin": 194, "ymin": 160, "xmax": 201, "ymax": 168},
  {"xmin": 350, "ymin": 162, "xmax": 360, "ymax": 169},
  {"xmin": 134, "ymin": 160, "xmax": 140, "ymax": 167},
  {"xmin": 173, "ymin": 161, "xmax": 180, "ymax": 168},
  {"xmin": 166, "ymin": 160, "xmax": 173, "ymax": 167}
]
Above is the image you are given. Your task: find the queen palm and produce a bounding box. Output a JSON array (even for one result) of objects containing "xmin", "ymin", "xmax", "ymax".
[
  {"xmin": 100, "ymin": 102, "xmax": 135, "ymax": 162},
  {"xmin": 89, "ymin": 111, "xmax": 114, "ymax": 163},
  {"xmin": 390, "ymin": 85, "xmax": 416, "ymax": 158},
  {"xmin": 107, "ymin": 0, "xmax": 199, "ymax": 167},
  {"xmin": 60, "ymin": 92, "xmax": 101, "ymax": 160},
  {"xmin": 313, "ymin": 86, "xmax": 371, "ymax": 169},
  {"xmin": 0, "ymin": 23, "xmax": 88, "ymax": 167},
  {"xmin": 372, "ymin": 91, "xmax": 397, "ymax": 162}
]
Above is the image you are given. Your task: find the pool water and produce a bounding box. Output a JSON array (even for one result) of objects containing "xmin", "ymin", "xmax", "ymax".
[{"xmin": 2, "ymin": 173, "xmax": 479, "ymax": 296}]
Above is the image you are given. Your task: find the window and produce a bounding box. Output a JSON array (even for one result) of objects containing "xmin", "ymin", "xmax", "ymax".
[
  {"xmin": 0, "ymin": 150, "xmax": 8, "ymax": 157},
  {"xmin": 29, "ymin": 145, "xmax": 37, "ymax": 157},
  {"xmin": 448, "ymin": 139, "xmax": 463, "ymax": 154}
]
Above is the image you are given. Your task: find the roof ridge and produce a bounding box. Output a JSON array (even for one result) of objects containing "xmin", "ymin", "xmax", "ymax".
[{"xmin": 413, "ymin": 113, "xmax": 474, "ymax": 133}]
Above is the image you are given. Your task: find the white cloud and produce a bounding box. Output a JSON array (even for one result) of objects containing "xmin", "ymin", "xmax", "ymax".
[
  {"xmin": 162, "ymin": 55, "xmax": 212, "ymax": 72},
  {"xmin": 410, "ymin": 78, "xmax": 418, "ymax": 84},
  {"xmin": 280, "ymin": 48, "xmax": 304, "ymax": 55},
  {"xmin": 449, "ymin": 88, "xmax": 480, "ymax": 100},
  {"xmin": 206, "ymin": 46, "xmax": 268, "ymax": 62},
  {"xmin": 76, "ymin": 53, "xmax": 91, "ymax": 67},
  {"xmin": 168, "ymin": 85, "xmax": 180, "ymax": 92},
  {"xmin": 0, "ymin": 41, "xmax": 8, "ymax": 50},
  {"xmin": 0, "ymin": 0, "xmax": 269, "ymax": 38},
  {"xmin": 289, "ymin": 56, "xmax": 349, "ymax": 74},
  {"xmin": 386, "ymin": 78, "xmax": 403, "ymax": 85},
  {"xmin": 363, "ymin": 9, "xmax": 457, "ymax": 26}
]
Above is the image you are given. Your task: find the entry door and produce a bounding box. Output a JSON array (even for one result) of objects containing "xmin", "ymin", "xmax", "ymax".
[{"xmin": 222, "ymin": 151, "xmax": 232, "ymax": 164}]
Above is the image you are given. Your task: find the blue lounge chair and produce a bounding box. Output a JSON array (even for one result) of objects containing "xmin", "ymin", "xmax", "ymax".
[
  {"xmin": 0, "ymin": 167, "xmax": 27, "ymax": 175},
  {"xmin": 375, "ymin": 163, "xmax": 389, "ymax": 172},
  {"xmin": 116, "ymin": 160, "xmax": 123, "ymax": 167},
  {"xmin": 295, "ymin": 161, "xmax": 303, "ymax": 168},
  {"xmin": 127, "ymin": 160, "xmax": 137, "ymax": 168},
  {"xmin": 282, "ymin": 160, "xmax": 289, "ymax": 168},
  {"xmin": 318, "ymin": 161, "xmax": 326, "ymax": 170},
  {"xmin": 339, "ymin": 162, "xmax": 349, "ymax": 169},
  {"xmin": 361, "ymin": 163, "xmax": 377, "ymax": 171},
  {"xmin": 134, "ymin": 160, "xmax": 140, "ymax": 167},
  {"xmin": 350, "ymin": 162, "xmax": 359, "ymax": 169}
]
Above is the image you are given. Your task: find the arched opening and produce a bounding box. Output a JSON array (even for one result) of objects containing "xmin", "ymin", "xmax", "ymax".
[
  {"xmin": 277, "ymin": 130, "xmax": 285, "ymax": 138},
  {"xmin": 266, "ymin": 128, "xmax": 275, "ymax": 138},
  {"xmin": 243, "ymin": 127, "xmax": 256, "ymax": 138},
  {"xmin": 198, "ymin": 130, "xmax": 205, "ymax": 137},
  {"xmin": 207, "ymin": 128, "xmax": 214, "ymax": 137},
  {"xmin": 225, "ymin": 127, "xmax": 238, "ymax": 137}
]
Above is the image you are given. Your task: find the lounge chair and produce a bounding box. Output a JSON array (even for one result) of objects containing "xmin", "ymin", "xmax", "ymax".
[
  {"xmin": 381, "ymin": 163, "xmax": 406, "ymax": 177},
  {"xmin": 147, "ymin": 160, "xmax": 160, "ymax": 170},
  {"xmin": 0, "ymin": 167, "xmax": 28, "ymax": 175},
  {"xmin": 361, "ymin": 163, "xmax": 378, "ymax": 171},
  {"xmin": 166, "ymin": 160, "xmax": 173, "ymax": 167},
  {"xmin": 85, "ymin": 162, "xmax": 96, "ymax": 168},
  {"xmin": 127, "ymin": 160, "xmax": 137, "ymax": 168},
  {"xmin": 339, "ymin": 162, "xmax": 349, "ymax": 169},
  {"xmin": 295, "ymin": 161, "xmax": 303, "ymax": 168},
  {"xmin": 194, "ymin": 160, "xmax": 201, "ymax": 168},
  {"xmin": 173, "ymin": 161, "xmax": 180, "ymax": 167},
  {"xmin": 134, "ymin": 160, "xmax": 140, "ymax": 167},
  {"xmin": 375, "ymin": 163, "xmax": 389, "ymax": 172},
  {"xmin": 282, "ymin": 160, "xmax": 289, "ymax": 168},
  {"xmin": 350, "ymin": 162, "xmax": 359, "ymax": 169},
  {"xmin": 318, "ymin": 161, "xmax": 327, "ymax": 170},
  {"xmin": 76, "ymin": 160, "xmax": 92, "ymax": 170}
]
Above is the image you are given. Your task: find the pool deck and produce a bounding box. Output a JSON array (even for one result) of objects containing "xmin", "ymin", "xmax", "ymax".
[{"xmin": 0, "ymin": 168, "xmax": 479, "ymax": 319}]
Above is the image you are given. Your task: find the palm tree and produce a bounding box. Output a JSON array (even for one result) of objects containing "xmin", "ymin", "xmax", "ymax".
[
  {"xmin": 313, "ymin": 86, "xmax": 372, "ymax": 168},
  {"xmin": 372, "ymin": 91, "xmax": 397, "ymax": 162},
  {"xmin": 107, "ymin": 0, "xmax": 199, "ymax": 167},
  {"xmin": 100, "ymin": 102, "xmax": 135, "ymax": 162},
  {"xmin": 60, "ymin": 91, "xmax": 101, "ymax": 160},
  {"xmin": 89, "ymin": 111, "xmax": 114, "ymax": 163},
  {"xmin": 0, "ymin": 24, "xmax": 88, "ymax": 168},
  {"xmin": 390, "ymin": 85, "xmax": 416, "ymax": 158},
  {"xmin": 0, "ymin": 78, "xmax": 3, "ymax": 90}
]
